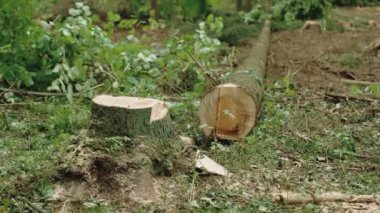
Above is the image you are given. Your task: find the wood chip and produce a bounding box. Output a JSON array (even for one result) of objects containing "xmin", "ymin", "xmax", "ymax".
[{"xmin": 196, "ymin": 151, "xmax": 228, "ymax": 176}]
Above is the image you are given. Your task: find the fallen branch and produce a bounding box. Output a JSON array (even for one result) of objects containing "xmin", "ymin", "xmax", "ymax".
[
  {"xmin": 188, "ymin": 51, "xmax": 218, "ymax": 85},
  {"xmin": 325, "ymin": 92, "xmax": 379, "ymax": 102},
  {"xmin": 0, "ymin": 88, "xmax": 72, "ymax": 97},
  {"xmin": 0, "ymin": 102, "xmax": 34, "ymax": 106},
  {"xmin": 339, "ymin": 79, "xmax": 380, "ymax": 86},
  {"xmin": 0, "ymin": 84, "xmax": 104, "ymax": 97},
  {"xmin": 272, "ymin": 191, "xmax": 380, "ymax": 205},
  {"xmin": 19, "ymin": 197, "xmax": 47, "ymax": 213}
]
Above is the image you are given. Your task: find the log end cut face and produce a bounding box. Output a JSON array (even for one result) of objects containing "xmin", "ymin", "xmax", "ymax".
[
  {"xmin": 92, "ymin": 95, "xmax": 168, "ymax": 123},
  {"xmin": 199, "ymin": 84, "xmax": 257, "ymax": 140}
]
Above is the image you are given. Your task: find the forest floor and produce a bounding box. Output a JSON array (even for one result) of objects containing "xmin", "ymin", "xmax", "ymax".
[{"xmin": 1, "ymin": 7, "xmax": 380, "ymax": 213}]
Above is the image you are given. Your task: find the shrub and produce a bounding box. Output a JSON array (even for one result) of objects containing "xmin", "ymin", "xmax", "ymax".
[
  {"xmin": 272, "ymin": 0, "xmax": 331, "ymax": 22},
  {"xmin": 331, "ymin": 0, "xmax": 380, "ymax": 6},
  {"xmin": 0, "ymin": 0, "xmax": 41, "ymax": 87}
]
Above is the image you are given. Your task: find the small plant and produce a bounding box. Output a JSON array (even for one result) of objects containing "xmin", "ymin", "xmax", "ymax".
[{"xmin": 340, "ymin": 53, "xmax": 363, "ymax": 68}]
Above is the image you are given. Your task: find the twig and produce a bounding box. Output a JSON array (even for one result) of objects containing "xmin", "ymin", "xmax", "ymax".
[
  {"xmin": 0, "ymin": 88, "xmax": 73, "ymax": 97},
  {"xmin": 0, "ymin": 102, "xmax": 34, "ymax": 106},
  {"xmin": 188, "ymin": 52, "xmax": 208, "ymax": 73},
  {"xmin": 325, "ymin": 92, "xmax": 379, "ymax": 102},
  {"xmin": 0, "ymin": 84, "xmax": 104, "ymax": 98},
  {"xmin": 294, "ymin": 132, "xmax": 313, "ymax": 142},
  {"xmin": 339, "ymin": 79, "xmax": 380, "ymax": 86},
  {"xmin": 272, "ymin": 191, "xmax": 380, "ymax": 205},
  {"xmin": 187, "ymin": 52, "xmax": 218, "ymax": 85},
  {"xmin": 19, "ymin": 197, "xmax": 47, "ymax": 213}
]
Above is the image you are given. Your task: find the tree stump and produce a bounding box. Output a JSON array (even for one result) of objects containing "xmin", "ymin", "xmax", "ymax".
[
  {"xmin": 89, "ymin": 95, "xmax": 181, "ymax": 173},
  {"xmin": 90, "ymin": 95, "xmax": 174, "ymax": 138}
]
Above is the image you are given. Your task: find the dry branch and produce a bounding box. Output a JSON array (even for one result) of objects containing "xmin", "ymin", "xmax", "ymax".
[
  {"xmin": 325, "ymin": 92, "xmax": 379, "ymax": 102},
  {"xmin": 199, "ymin": 20, "xmax": 271, "ymax": 140},
  {"xmin": 339, "ymin": 79, "xmax": 380, "ymax": 86},
  {"xmin": 0, "ymin": 88, "xmax": 75, "ymax": 97},
  {"xmin": 272, "ymin": 191, "xmax": 380, "ymax": 205},
  {"xmin": 0, "ymin": 84, "xmax": 103, "ymax": 97}
]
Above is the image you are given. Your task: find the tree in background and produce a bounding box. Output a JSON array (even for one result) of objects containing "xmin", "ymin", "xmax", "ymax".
[{"xmin": 236, "ymin": 0, "xmax": 253, "ymax": 12}]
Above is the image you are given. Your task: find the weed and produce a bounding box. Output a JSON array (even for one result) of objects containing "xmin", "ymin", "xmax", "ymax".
[{"xmin": 340, "ymin": 53, "xmax": 363, "ymax": 68}]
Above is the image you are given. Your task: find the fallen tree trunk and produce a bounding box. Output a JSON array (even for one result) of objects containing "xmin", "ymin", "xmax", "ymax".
[
  {"xmin": 199, "ymin": 20, "xmax": 271, "ymax": 140},
  {"xmin": 272, "ymin": 191, "xmax": 380, "ymax": 205}
]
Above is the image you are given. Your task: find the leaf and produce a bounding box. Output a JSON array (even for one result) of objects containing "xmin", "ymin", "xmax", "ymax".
[
  {"xmin": 107, "ymin": 12, "xmax": 121, "ymax": 23},
  {"xmin": 52, "ymin": 64, "xmax": 61, "ymax": 73},
  {"xmin": 69, "ymin": 8, "xmax": 81, "ymax": 17}
]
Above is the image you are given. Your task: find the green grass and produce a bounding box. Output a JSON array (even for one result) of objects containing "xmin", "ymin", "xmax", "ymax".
[
  {"xmin": 0, "ymin": 80, "xmax": 379, "ymax": 211},
  {"xmin": 0, "ymin": 99, "xmax": 90, "ymax": 211}
]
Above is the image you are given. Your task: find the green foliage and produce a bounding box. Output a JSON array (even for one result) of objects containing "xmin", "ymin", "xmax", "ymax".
[
  {"xmin": 0, "ymin": 2, "xmax": 229, "ymax": 101},
  {"xmin": 0, "ymin": 0, "xmax": 41, "ymax": 86},
  {"xmin": 219, "ymin": 15, "xmax": 261, "ymax": 45},
  {"xmin": 331, "ymin": 0, "xmax": 380, "ymax": 6},
  {"xmin": 0, "ymin": 101, "xmax": 89, "ymax": 204},
  {"xmin": 272, "ymin": 0, "xmax": 331, "ymax": 22}
]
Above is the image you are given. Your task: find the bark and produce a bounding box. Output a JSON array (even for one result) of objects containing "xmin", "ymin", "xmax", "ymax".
[{"xmin": 199, "ymin": 20, "xmax": 271, "ymax": 140}]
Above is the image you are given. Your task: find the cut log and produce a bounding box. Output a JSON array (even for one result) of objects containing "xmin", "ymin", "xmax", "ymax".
[{"xmin": 199, "ymin": 20, "xmax": 271, "ymax": 140}]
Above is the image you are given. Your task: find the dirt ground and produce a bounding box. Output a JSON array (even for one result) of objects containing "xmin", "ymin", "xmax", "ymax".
[
  {"xmin": 267, "ymin": 28, "xmax": 380, "ymax": 94},
  {"xmin": 47, "ymin": 8, "xmax": 380, "ymax": 212}
]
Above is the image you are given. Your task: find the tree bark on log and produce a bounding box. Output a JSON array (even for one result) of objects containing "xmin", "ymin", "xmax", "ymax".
[{"xmin": 199, "ymin": 20, "xmax": 271, "ymax": 140}]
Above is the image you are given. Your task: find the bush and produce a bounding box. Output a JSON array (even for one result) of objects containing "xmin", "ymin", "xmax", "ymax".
[
  {"xmin": 0, "ymin": 0, "xmax": 42, "ymax": 87},
  {"xmin": 272, "ymin": 0, "xmax": 331, "ymax": 22},
  {"xmin": 330, "ymin": 0, "xmax": 380, "ymax": 6},
  {"xmin": 1, "ymin": 1, "xmax": 228, "ymax": 101}
]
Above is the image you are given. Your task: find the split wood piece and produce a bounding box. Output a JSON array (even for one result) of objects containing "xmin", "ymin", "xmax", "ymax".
[
  {"xmin": 196, "ymin": 151, "xmax": 228, "ymax": 176},
  {"xmin": 199, "ymin": 20, "xmax": 271, "ymax": 140},
  {"xmin": 90, "ymin": 95, "xmax": 174, "ymax": 138},
  {"xmin": 301, "ymin": 20, "xmax": 322, "ymax": 32},
  {"xmin": 363, "ymin": 38, "xmax": 380, "ymax": 56},
  {"xmin": 272, "ymin": 191, "xmax": 380, "ymax": 205},
  {"xmin": 340, "ymin": 21, "xmax": 354, "ymax": 31},
  {"xmin": 369, "ymin": 20, "xmax": 378, "ymax": 28}
]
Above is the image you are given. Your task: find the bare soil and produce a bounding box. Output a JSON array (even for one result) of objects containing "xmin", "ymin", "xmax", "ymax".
[
  {"xmin": 267, "ymin": 28, "xmax": 380, "ymax": 94},
  {"xmin": 47, "ymin": 8, "xmax": 380, "ymax": 212}
]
